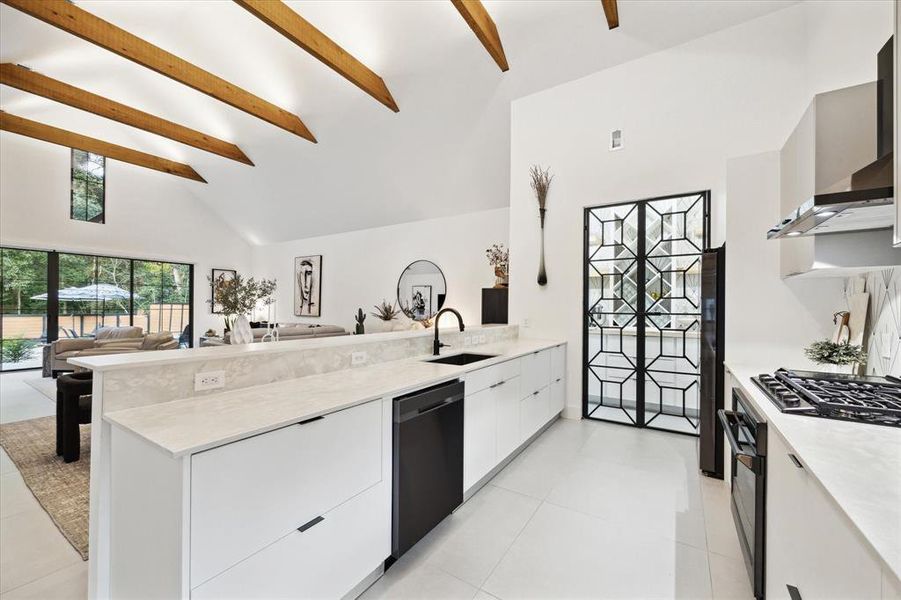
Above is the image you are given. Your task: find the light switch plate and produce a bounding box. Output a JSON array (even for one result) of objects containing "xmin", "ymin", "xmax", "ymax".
[
  {"xmin": 352, "ymin": 351, "xmax": 367, "ymax": 366},
  {"xmin": 194, "ymin": 370, "xmax": 225, "ymax": 391}
]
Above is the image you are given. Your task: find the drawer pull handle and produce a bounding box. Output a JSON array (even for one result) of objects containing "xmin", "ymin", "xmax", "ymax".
[
  {"xmin": 555, "ymin": 377, "xmax": 562, "ymax": 383},
  {"xmin": 533, "ymin": 390, "xmax": 539, "ymax": 396},
  {"xmin": 298, "ymin": 516, "xmax": 324, "ymax": 532},
  {"xmin": 298, "ymin": 415, "xmax": 324, "ymax": 426},
  {"xmin": 489, "ymin": 380, "xmax": 507, "ymax": 389},
  {"xmin": 788, "ymin": 454, "xmax": 804, "ymax": 469},
  {"xmin": 786, "ymin": 584, "xmax": 802, "ymax": 600}
]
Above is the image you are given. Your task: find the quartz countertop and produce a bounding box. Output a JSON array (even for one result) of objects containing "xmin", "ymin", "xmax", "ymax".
[
  {"xmin": 726, "ymin": 362, "xmax": 901, "ymax": 581},
  {"xmin": 104, "ymin": 338, "xmax": 564, "ymax": 458}
]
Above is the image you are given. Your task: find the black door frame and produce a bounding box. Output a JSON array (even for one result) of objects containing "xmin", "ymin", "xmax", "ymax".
[{"xmin": 582, "ymin": 190, "xmax": 711, "ymax": 434}]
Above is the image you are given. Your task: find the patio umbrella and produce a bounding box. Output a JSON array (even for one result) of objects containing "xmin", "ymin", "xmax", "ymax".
[{"xmin": 31, "ymin": 284, "xmax": 139, "ymax": 330}]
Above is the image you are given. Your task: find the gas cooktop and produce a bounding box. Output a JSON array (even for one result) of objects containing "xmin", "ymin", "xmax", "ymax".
[{"xmin": 752, "ymin": 369, "xmax": 901, "ymax": 428}]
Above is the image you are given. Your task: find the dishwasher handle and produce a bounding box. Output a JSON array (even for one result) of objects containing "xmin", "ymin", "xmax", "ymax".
[{"xmin": 395, "ymin": 380, "xmax": 465, "ymax": 423}]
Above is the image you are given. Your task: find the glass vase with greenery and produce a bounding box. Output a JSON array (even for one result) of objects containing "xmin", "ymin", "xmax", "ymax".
[{"xmin": 207, "ymin": 274, "xmax": 276, "ymax": 337}]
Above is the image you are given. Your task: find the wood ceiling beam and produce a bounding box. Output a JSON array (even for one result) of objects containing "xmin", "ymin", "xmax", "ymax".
[
  {"xmin": 0, "ymin": 63, "xmax": 254, "ymax": 166},
  {"xmin": 234, "ymin": 0, "xmax": 399, "ymax": 112},
  {"xmin": 0, "ymin": 112, "xmax": 207, "ymax": 183},
  {"xmin": 0, "ymin": 0, "xmax": 316, "ymax": 142},
  {"xmin": 450, "ymin": 0, "xmax": 509, "ymax": 72},
  {"xmin": 601, "ymin": 0, "xmax": 619, "ymax": 30}
]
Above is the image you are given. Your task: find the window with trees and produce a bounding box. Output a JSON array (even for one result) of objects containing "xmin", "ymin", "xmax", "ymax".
[
  {"xmin": 71, "ymin": 149, "xmax": 105, "ymax": 223},
  {"xmin": 0, "ymin": 246, "xmax": 193, "ymax": 371}
]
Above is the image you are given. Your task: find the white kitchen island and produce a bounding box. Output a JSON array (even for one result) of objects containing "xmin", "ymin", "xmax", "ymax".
[{"xmin": 72, "ymin": 327, "xmax": 565, "ymax": 599}]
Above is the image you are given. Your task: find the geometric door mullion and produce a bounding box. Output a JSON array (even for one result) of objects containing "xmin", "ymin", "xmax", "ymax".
[{"xmin": 583, "ymin": 191, "xmax": 710, "ymax": 436}]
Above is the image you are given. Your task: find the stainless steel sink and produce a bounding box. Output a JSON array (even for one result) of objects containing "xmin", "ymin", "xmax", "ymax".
[{"xmin": 426, "ymin": 353, "xmax": 496, "ymax": 366}]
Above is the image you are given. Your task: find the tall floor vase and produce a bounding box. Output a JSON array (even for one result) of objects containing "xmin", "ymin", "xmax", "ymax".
[{"xmin": 537, "ymin": 208, "xmax": 548, "ymax": 286}]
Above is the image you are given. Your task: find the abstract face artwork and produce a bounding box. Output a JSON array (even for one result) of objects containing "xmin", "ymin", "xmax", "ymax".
[{"xmin": 294, "ymin": 255, "xmax": 322, "ymax": 317}]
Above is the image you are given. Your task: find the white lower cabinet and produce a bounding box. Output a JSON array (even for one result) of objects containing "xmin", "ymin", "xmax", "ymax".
[
  {"xmin": 550, "ymin": 376, "xmax": 565, "ymax": 415},
  {"xmin": 464, "ymin": 386, "xmax": 498, "ymax": 490},
  {"xmin": 190, "ymin": 399, "xmax": 383, "ymax": 586},
  {"xmin": 495, "ymin": 376, "xmax": 522, "ymax": 461},
  {"xmin": 520, "ymin": 387, "xmax": 550, "ymax": 441},
  {"xmin": 192, "ymin": 483, "xmax": 389, "ymax": 600},
  {"xmin": 767, "ymin": 428, "xmax": 888, "ymax": 600},
  {"xmin": 462, "ymin": 345, "xmax": 565, "ymax": 494},
  {"xmin": 189, "ymin": 398, "xmax": 391, "ymax": 599}
]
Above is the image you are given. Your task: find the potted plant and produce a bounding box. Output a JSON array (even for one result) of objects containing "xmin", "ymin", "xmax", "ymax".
[
  {"xmin": 804, "ymin": 340, "xmax": 867, "ymax": 374},
  {"xmin": 486, "ymin": 244, "xmax": 509, "ymax": 287},
  {"xmin": 370, "ymin": 300, "xmax": 403, "ymax": 332},
  {"xmin": 207, "ymin": 274, "xmax": 277, "ymax": 344}
]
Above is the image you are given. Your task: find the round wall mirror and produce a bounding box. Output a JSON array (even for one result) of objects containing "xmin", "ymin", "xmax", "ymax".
[{"xmin": 397, "ymin": 260, "xmax": 447, "ymax": 321}]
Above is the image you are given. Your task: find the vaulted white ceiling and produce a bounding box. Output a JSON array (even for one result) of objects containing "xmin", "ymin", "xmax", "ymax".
[{"xmin": 0, "ymin": 0, "xmax": 796, "ymax": 244}]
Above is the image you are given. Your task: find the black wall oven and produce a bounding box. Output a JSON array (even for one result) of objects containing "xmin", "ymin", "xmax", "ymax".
[{"xmin": 718, "ymin": 387, "xmax": 767, "ymax": 599}]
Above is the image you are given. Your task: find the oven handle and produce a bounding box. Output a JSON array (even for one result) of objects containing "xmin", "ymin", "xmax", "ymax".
[{"xmin": 717, "ymin": 409, "xmax": 762, "ymax": 474}]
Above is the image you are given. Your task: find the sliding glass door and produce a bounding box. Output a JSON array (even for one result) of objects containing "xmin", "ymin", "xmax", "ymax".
[
  {"xmin": 0, "ymin": 248, "xmax": 48, "ymax": 371},
  {"xmin": 0, "ymin": 247, "xmax": 194, "ymax": 371},
  {"xmin": 133, "ymin": 260, "xmax": 191, "ymax": 339},
  {"xmin": 583, "ymin": 191, "xmax": 710, "ymax": 435}
]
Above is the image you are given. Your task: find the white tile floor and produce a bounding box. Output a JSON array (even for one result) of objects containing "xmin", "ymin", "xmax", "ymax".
[
  {"xmin": 362, "ymin": 418, "xmax": 752, "ymax": 600},
  {"xmin": 0, "ymin": 370, "xmax": 751, "ymax": 599},
  {"xmin": 0, "ymin": 371, "xmax": 88, "ymax": 600}
]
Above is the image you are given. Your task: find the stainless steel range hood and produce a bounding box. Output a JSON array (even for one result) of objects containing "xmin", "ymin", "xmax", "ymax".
[{"xmin": 768, "ymin": 37, "xmax": 894, "ymax": 239}]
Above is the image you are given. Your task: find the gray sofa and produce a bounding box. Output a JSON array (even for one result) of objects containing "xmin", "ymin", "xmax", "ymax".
[
  {"xmin": 202, "ymin": 324, "xmax": 348, "ymax": 346},
  {"xmin": 48, "ymin": 326, "xmax": 178, "ymax": 376}
]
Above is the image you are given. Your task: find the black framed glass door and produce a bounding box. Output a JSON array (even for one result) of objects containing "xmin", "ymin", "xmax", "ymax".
[
  {"xmin": 1, "ymin": 246, "xmax": 195, "ymax": 371},
  {"xmin": 583, "ymin": 191, "xmax": 710, "ymax": 435}
]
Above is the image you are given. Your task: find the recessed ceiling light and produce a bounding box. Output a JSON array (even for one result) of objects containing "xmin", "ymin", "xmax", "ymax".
[
  {"xmin": 817, "ymin": 211, "xmax": 837, "ymax": 217},
  {"xmin": 787, "ymin": 231, "xmax": 802, "ymax": 236}
]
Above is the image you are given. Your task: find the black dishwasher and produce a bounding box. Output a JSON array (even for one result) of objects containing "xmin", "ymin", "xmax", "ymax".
[{"xmin": 392, "ymin": 379, "xmax": 464, "ymax": 560}]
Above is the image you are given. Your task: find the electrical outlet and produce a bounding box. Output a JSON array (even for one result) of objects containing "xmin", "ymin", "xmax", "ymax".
[
  {"xmin": 464, "ymin": 336, "xmax": 472, "ymax": 346},
  {"xmin": 352, "ymin": 351, "xmax": 367, "ymax": 366},
  {"xmin": 194, "ymin": 370, "xmax": 225, "ymax": 392},
  {"xmin": 478, "ymin": 334, "xmax": 487, "ymax": 344}
]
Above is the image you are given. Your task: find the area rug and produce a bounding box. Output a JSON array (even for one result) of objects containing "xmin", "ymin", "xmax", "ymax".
[
  {"xmin": 0, "ymin": 416, "xmax": 89, "ymax": 560},
  {"xmin": 25, "ymin": 376, "xmax": 57, "ymax": 401}
]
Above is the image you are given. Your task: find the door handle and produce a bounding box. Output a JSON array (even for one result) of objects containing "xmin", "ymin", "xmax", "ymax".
[
  {"xmin": 717, "ymin": 409, "xmax": 760, "ymax": 473},
  {"xmin": 298, "ymin": 515, "xmax": 324, "ymax": 532},
  {"xmin": 786, "ymin": 584, "xmax": 802, "ymax": 600},
  {"xmin": 788, "ymin": 454, "xmax": 804, "ymax": 469},
  {"xmin": 297, "ymin": 415, "xmax": 324, "ymax": 426}
]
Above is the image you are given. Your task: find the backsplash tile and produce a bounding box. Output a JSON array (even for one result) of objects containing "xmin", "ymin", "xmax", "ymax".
[{"xmin": 845, "ymin": 268, "xmax": 900, "ymax": 377}]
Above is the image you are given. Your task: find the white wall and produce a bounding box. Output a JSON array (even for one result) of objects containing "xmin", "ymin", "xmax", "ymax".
[
  {"xmin": 725, "ymin": 152, "xmax": 841, "ymax": 364},
  {"xmin": 0, "ymin": 134, "xmax": 253, "ymax": 344},
  {"xmin": 251, "ymin": 208, "xmax": 509, "ymax": 332},
  {"xmin": 508, "ymin": 1, "xmax": 892, "ymax": 416}
]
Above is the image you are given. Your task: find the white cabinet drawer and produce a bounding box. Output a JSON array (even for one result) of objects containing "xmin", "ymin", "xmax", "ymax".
[
  {"xmin": 520, "ymin": 387, "xmax": 550, "ymax": 442},
  {"xmin": 465, "ymin": 358, "xmax": 520, "ymax": 395},
  {"xmin": 464, "ymin": 386, "xmax": 498, "ymax": 491},
  {"xmin": 191, "ymin": 400, "xmax": 382, "ymax": 587},
  {"xmin": 192, "ymin": 482, "xmax": 389, "ymax": 599},
  {"xmin": 550, "ymin": 345, "xmax": 565, "ymax": 383},
  {"xmin": 550, "ymin": 377, "xmax": 565, "ymax": 416},
  {"xmin": 496, "ymin": 375, "xmax": 521, "ymax": 461},
  {"xmin": 520, "ymin": 350, "xmax": 551, "ymax": 397}
]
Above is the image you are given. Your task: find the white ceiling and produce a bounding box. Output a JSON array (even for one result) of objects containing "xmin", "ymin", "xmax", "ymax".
[{"xmin": 0, "ymin": 0, "xmax": 797, "ymax": 244}]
